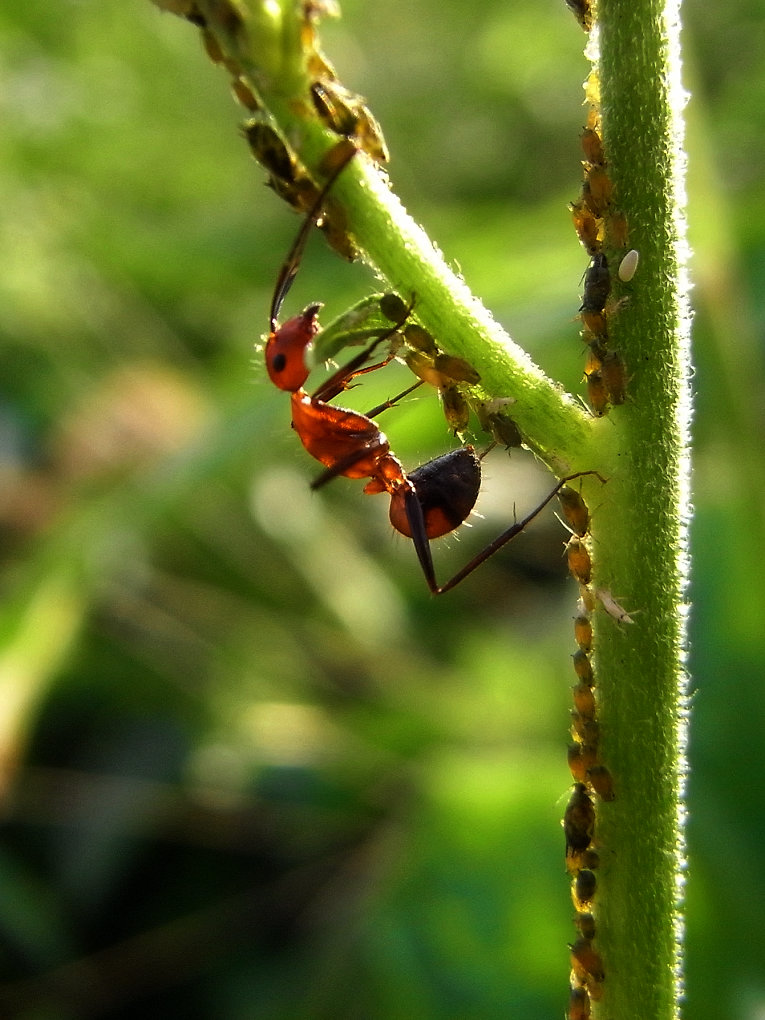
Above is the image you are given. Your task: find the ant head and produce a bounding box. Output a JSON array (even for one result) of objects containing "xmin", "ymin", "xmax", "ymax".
[
  {"xmin": 389, "ymin": 446, "xmax": 481, "ymax": 540},
  {"xmin": 265, "ymin": 304, "xmax": 322, "ymax": 392}
]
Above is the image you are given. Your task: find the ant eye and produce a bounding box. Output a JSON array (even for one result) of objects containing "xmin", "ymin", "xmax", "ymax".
[{"xmin": 272, "ymin": 352, "xmax": 287, "ymax": 375}]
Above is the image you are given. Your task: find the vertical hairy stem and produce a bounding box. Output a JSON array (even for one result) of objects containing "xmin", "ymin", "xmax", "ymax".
[{"xmin": 588, "ymin": 0, "xmax": 691, "ymax": 1016}]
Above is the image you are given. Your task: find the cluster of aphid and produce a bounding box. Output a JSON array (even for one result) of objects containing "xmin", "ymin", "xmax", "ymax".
[
  {"xmin": 556, "ymin": 479, "xmax": 619, "ymax": 1014},
  {"xmin": 239, "ymin": 55, "xmax": 387, "ymax": 264},
  {"xmin": 171, "ymin": 0, "xmax": 386, "ymax": 262},
  {"xmin": 562, "ymin": 8, "xmax": 637, "ymax": 1009},
  {"xmin": 571, "ymin": 106, "xmax": 637, "ymax": 417}
]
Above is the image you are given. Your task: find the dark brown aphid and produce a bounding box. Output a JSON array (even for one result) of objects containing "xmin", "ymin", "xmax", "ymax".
[
  {"xmin": 601, "ymin": 349, "xmax": 627, "ymax": 405},
  {"xmin": 587, "ymin": 764, "xmax": 615, "ymax": 802},
  {"xmin": 572, "ymin": 649, "xmax": 594, "ymax": 685},
  {"xmin": 574, "ymin": 612, "xmax": 593, "ymax": 653},
  {"xmin": 581, "ymin": 254, "xmax": 611, "ymax": 314},
  {"xmin": 572, "ymin": 681, "xmax": 596, "ymax": 718},
  {"xmin": 565, "ymin": 0, "xmax": 592, "ymax": 31},
  {"xmin": 568, "ymin": 984, "xmax": 592, "ymax": 1020},
  {"xmin": 310, "ymin": 78, "xmax": 389, "ymax": 163},
  {"xmin": 490, "ymin": 414, "xmax": 523, "ymax": 449},
  {"xmin": 311, "ymin": 79, "xmax": 358, "ymax": 136},
  {"xmin": 568, "ymin": 743, "xmax": 598, "ymax": 785},
  {"xmin": 582, "ymin": 165, "xmax": 613, "ymax": 217},
  {"xmin": 571, "ymin": 712, "xmax": 599, "ymax": 746},
  {"xmin": 476, "ymin": 401, "xmax": 524, "ymax": 450},
  {"xmin": 440, "ymin": 384, "xmax": 471, "ymax": 435},
  {"xmin": 571, "ymin": 200, "xmax": 601, "ymax": 254},
  {"xmin": 558, "ymin": 485, "xmax": 590, "ymax": 537},
  {"xmin": 570, "ymin": 937, "xmax": 605, "ymax": 985},
  {"xmin": 244, "ymin": 120, "xmax": 295, "ymax": 180},
  {"xmin": 231, "ymin": 76, "xmax": 261, "ymax": 112},
  {"xmin": 564, "ymin": 783, "xmax": 595, "ymax": 853},
  {"xmin": 575, "ymin": 912, "xmax": 597, "ymax": 942},
  {"xmin": 585, "ymin": 369, "xmax": 609, "ymax": 417},
  {"xmin": 572, "ymin": 867, "xmax": 597, "ymax": 908},
  {"xmin": 566, "ymin": 537, "xmax": 592, "ymax": 585},
  {"xmin": 379, "ymin": 291, "xmax": 411, "ymax": 326},
  {"xmin": 581, "ymin": 126, "xmax": 605, "ymax": 167},
  {"xmin": 243, "ymin": 121, "xmax": 320, "ymax": 213}
]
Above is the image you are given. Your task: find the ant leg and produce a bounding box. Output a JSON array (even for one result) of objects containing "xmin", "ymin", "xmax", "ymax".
[
  {"xmin": 312, "ymin": 300, "xmax": 416, "ymax": 404},
  {"xmin": 309, "ymin": 377, "xmax": 425, "ymax": 489},
  {"xmin": 426, "ymin": 471, "xmax": 605, "ymax": 595},
  {"xmin": 402, "ymin": 485, "xmax": 438, "ymax": 590},
  {"xmin": 364, "ymin": 379, "xmax": 424, "ymax": 419},
  {"xmin": 269, "ymin": 145, "xmax": 358, "ymax": 330},
  {"xmin": 309, "ymin": 436, "xmax": 392, "ymax": 490},
  {"xmin": 310, "ymin": 332, "xmax": 399, "ymax": 404},
  {"xmin": 307, "ymin": 380, "xmax": 423, "ymax": 490}
]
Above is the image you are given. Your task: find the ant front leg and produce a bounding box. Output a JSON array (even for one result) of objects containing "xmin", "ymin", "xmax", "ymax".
[
  {"xmin": 363, "ymin": 379, "xmax": 424, "ymax": 419},
  {"xmin": 311, "ymin": 299, "xmax": 416, "ymax": 405},
  {"xmin": 309, "ymin": 436, "xmax": 391, "ymax": 490},
  {"xmin": 312, "ymin": 335, "xmax": 399, "ymax": 404},
  {"xmin": 306, "ymin": 377, "xmax": 424, "ymax": 489}
]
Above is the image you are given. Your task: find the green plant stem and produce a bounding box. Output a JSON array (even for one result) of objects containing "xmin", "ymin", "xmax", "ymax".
[
  {"xmin": 588, "ymin": 0, "xmax": 691, "ymax": 1016},
  {"xmin": 156, "ymin": 2, "xmax": 691, "ymax": 1015}
]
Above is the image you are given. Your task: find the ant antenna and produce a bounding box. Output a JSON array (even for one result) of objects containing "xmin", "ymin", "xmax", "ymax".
[{"xmin": 269, "ymin": 144, "xmax": 359, "ymax": 332}]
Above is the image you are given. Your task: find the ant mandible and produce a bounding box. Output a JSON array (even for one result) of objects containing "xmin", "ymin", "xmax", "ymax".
[{"xmin": 264, "ymin": 143, "xmax": 601, "ymax": 594}]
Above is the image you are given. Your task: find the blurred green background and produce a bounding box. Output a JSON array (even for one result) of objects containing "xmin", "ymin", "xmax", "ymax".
[{"xmin": 1, "ymin": 1, "xmax": 763, "ymax": 1017}]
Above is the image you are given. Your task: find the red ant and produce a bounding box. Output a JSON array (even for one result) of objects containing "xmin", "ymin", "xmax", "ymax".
[{"xmin": 264, "ymin": 146, "xmax": 602, "ymax": 594}]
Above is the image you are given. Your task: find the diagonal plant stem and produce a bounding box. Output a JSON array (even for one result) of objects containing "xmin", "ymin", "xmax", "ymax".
[{"xmin": 159, "ymin": 0, "xmax": 601, "ymax": 480}]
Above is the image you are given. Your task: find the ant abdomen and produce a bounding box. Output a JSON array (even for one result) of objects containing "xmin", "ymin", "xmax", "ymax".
[{"xmin": 388, "ymin": 446, "xmax": 481, "ymax": 540}]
